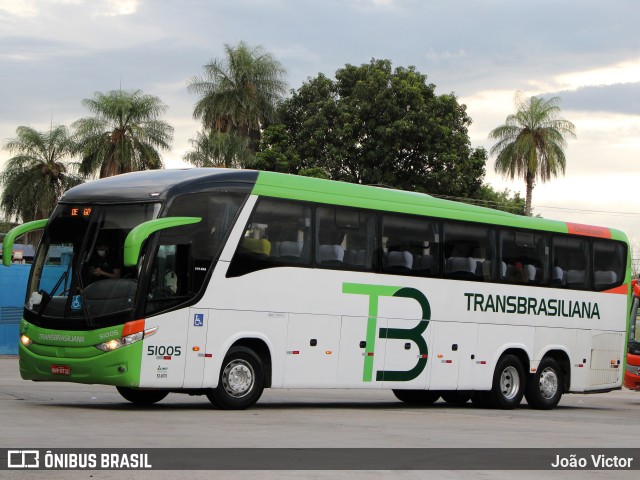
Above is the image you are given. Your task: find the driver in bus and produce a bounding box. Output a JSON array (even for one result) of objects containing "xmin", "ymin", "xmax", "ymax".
[{"xmin": 88, "ymin": 241, "xmax": 121, "ymax": 281}]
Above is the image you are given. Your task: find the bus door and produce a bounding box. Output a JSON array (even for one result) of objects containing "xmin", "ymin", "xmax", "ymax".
[
  {"xmin": 282, "ymin": 314, "xmax": 341, "ymax": 387},
  {"xmin": 182, "ymin": 308, "xmax": 210, "ymax": 388},
  {"xmin": 337, "ymin": 316, "xmax": 387, "ymax": 388},
  {"xmin": 426, "ymin": 320, "xmax": 478, "ymax": 390}
]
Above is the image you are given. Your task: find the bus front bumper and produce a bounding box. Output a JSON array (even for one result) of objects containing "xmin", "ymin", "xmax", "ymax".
[{"xmin": 19, "ymin": 342, "xmax": 142, "ymax": 387}]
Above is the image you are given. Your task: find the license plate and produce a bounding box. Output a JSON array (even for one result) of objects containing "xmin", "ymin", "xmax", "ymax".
[{"xmin": 50, "ymin": 365, "xmax": 71, "ymax": 375}]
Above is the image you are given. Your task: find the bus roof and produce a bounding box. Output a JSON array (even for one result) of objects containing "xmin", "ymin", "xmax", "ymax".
[
  {"xmin": 252, "ymin": 171, "xmax": 629, "ymax": 243},
  {"xmin": 59, "ymin": 168, "xmax": 258, "ymax": 204},
  {"xmin": 59, "ymin": 168, "xmax": 628, "ymax": 243}
]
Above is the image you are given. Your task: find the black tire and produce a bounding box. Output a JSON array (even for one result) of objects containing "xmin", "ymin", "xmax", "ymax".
[
  {"xmin": 484, "ymin": 354, "xmax": 525, "ymax": 409},
  {"xmin": 470, "ymin": 391, "xmax": 491, "ymax": 408},
  {"xmin": 206, "ymin": 346, "xmax": 265, "ymax": 410},
  {"xmin": 441, "ymin": 391, "xmax": 472, "ymax": 405},
  {"xmin": 116, "ymin": 387, "xmax": 168, "ymax": 405},
  {"xmin": 392, "ymin": 390, "xmax": 440, "ymax": 405},
  {"xmin": 525, "ymin": 357, "xmax": 564, "ymax": 410}
]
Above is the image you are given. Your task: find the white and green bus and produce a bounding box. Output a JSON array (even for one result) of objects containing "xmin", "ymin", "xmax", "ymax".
[{"xmin": 4, "ymin": 169, "xmax": 631, "ymax": 410}]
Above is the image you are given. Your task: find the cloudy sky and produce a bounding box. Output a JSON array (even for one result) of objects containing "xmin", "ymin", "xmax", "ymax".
[{"xmin": 1, "ymin": 0, "xmax": 639, "ymax": 249}]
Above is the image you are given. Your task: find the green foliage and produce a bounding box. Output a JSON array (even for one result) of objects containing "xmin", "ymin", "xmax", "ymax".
[
  {"xmin": 489, "ymin": 92, "xmax": 576, "ymax": 216},
  {"xmin": 186, "ymin": 41, "xmax": 287, "ymax": 165},
  {"xmin": 1, "ymin": 125, "xmax": 83, "ymax": 223},
  {"xmin": 255, "ymin": 59, "xmax": 487, "ymax": 197},
  {"xmin": 73, "ymin": 89, "xmax": 173, "ymax": 178},
  {"xmin": 474, "ymin": 185, "xmax": 526, "ymax": 215},
  {"xmin": 183, "ymin": 130, "xmax": 253, "ymax": 168}
]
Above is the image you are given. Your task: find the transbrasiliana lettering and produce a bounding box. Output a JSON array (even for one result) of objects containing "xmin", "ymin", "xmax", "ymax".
[
  {"xmin": 38, "ymin": 333, "xmax": 86, "ymax": 343},
  {"xmin": 464, "ymin": 293, "xmax": 600, "ymax": 320}
]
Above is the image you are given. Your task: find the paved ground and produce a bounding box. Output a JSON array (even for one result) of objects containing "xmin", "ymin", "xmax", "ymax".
[{"xmin": 1, "ymin": 356, "xmax": 638, "ymax": 479}]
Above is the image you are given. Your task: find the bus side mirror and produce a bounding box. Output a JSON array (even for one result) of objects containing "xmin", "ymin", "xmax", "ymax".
[
  {"xmin": 123, "ymin": 217, "xmax": 202, "ymax": 267},
  {"xmin": 2, "ymin": 219, "xmax": 48, "ymax": 267}
]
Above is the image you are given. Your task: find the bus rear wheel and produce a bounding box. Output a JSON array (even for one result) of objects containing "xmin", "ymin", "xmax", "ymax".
[
  {"xmin": 116, "ymin": 387, "xmax": 168, "ymax": 405},
  {"xmin": 206, "ymin": 346, "xmax": 264, "ymax": 410},
  {"xmin": 393, "ymin": 390, "xmax": 440, "ymax": 405},
  {"xmin": 525, "ymin": 357, "xmax": 564, "ymax": 410},
  {"xmin": 484, "ymin": 354, "xmax": 525, "ymax": 409}
]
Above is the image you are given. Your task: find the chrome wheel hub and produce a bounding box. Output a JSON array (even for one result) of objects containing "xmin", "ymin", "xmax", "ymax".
[
  {"xmin": 538, "ymin": 367, "xmax": 558, "ymax": 399},
  {"xmin": 222, "ymin": 360, "xmax": 254, "ymax": 398},
  {"xmin": 500, "ymin": 366, "xmax": 520, "ymax": 400}
]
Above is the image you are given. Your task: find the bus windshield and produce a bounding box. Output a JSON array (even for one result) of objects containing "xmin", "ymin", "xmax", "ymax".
[{"xmin": 25, "ymin": 203, "xmax": 161, "ymax": 328}]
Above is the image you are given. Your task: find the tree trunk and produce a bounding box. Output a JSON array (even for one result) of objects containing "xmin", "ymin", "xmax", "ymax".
[{"xmin": 524, "ymin": 171, "xmax": 535, "ymax": 216}]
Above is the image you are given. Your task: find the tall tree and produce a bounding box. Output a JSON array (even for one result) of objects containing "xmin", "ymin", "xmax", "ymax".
[
  {"xmin": 489, "ymin": 93, "xmax": 576, "ymax": 216},
  {"xmin": 1, "ymin": 125, "xmax": 83, "ymax": 236},
  {"xmin": 73, "ymin": 89, "xmax": 173, "ymax": 178},
  {"xmin": 183, "ymin": 130, "xmax": 252, "ymax": 168},
  {"xmin": 252, "ymin": 59, "xmax": 487, "ymax": 198},
  {"xmin": 186, "ymin": 41, "xmax": 287, "ymax": 164}
]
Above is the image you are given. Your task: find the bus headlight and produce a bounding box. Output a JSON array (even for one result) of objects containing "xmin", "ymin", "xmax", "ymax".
[
  {"xmin": 94, "ymin": 327, "xmax": 158, "ymax": 352},
  {"xmin": 20, "ymin": 335, "xmax": 32, "ymax": 346}
]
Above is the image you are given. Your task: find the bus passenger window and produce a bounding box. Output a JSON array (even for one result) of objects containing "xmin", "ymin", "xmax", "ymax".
[
  {"xmin": 593, "ymin": 240, "xmax": 626, "ymax": 291},
  {"xmin": 382, "ymin": 214, "xmax": 440, "ymax": 276},
  {"xmin": 499, "ymin": 230, "xmax": 549, "ymax": 285},
  {"xmin": 443, "ymin": 223, "xmax": 495, "ymax": 281},
  {"xmin": 552, "ymin": 236, "xmax": 590, "ymax": 290},
  {"xmin": 316, "ymin": 206, "xmax": 377, "ymax": 271},
  {"xmin": 227, "ymin": 198, "xmax": 311, "ymax": 277}
]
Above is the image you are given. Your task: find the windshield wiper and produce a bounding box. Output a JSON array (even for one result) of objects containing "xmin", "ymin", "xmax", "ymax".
[{"xmin": 35, "ymin": 262, "xmax": 72, "ymax": 318}]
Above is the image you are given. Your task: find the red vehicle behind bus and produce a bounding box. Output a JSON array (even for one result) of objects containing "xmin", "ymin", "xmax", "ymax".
[{"xmin": 624, "ymin": 280, "xmax": 640, "ymax": 391}]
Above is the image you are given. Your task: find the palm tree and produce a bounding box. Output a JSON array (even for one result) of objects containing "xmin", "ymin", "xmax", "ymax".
[
  {"xmin": 1, "ymin": 125, "xmax": 84, "ymax": 225},
  {"xmin": 73, "ymin": 89, "xmax": 173, "ymax": 178},
  {"xmin": 489, "ymin": 93, "xmax": 576, "ymax": 216},
  {"xmin": 187, "ymin": 41, "xmax": 287, "ymax": 160},
  {"xmin": 183, "ymin": 130, "xmax": 253, "ymax": 168}
]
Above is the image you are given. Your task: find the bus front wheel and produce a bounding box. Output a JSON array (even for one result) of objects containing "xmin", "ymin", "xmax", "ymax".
[
  {"xmin": 485, "ymin": 354, "xmax": 525, "ymax": 409},
  {"xmin": 524, "ymin": 357, "xmax": 564, "ymax": 410},
  {"xmin": 206, "ymin": 346, "xmax": 265, "ymax": 410},
  {"xmin": 116, "ymin": 387, "xmax": 168, "ymax": 405}
]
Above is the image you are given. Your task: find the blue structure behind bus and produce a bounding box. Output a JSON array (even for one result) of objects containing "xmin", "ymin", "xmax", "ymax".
[{"xmin": 0, "ymin": 244, "xmax": 69, "ymax": 354}]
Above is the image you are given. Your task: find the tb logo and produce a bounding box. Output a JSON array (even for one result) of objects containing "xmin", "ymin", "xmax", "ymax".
[{"xmin": 343, "ymin": 283, "xmax": 431, "ymax": 382}]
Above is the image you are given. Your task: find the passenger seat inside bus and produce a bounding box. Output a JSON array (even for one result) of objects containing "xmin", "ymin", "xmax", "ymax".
[
  {"xmin": 318, "ymin": 244, "xmax": 344, "ymax": 265},
  {"xmin": 594, "ymin": 270, "xmax": 617, "ymax": 289},
  {"xmin": 384, "ymin": 251, "xmax": 413, "ymax": 273},
  {"xmin": 445, "ymin": 257, "xmax": 477, "ymax": 278},
  {"xmin": 240, "ymin": 238, "xmax": 271, "ymax": 258},
  {"xmin": 479, "ymin": 260, "xmax": 507, "ymax": 280},
  {"xmin": 413, "ymin": 254, "xmax": 434, "ymax": 274},
  {"xmin": 344, "ymin": 249, "xmax": 367, "ymax": 267},
  {"xmin": 552, "ymin": 266, "xmax": 564, "ymax": 285},
  {"xmin": 566, "ymin": 269, "xmax": 586, "ymax": 288}
]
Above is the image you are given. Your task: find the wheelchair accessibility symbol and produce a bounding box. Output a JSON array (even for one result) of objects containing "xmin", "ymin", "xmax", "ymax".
[
  {"xmin": 193, "ymin": 313, "xmax": 204, "ymax": 327},
  {"xmin": 71, "ymin": 295, "xmax": 83, "ymax": 310}
]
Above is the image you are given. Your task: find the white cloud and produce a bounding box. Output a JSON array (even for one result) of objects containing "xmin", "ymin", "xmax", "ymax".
[
  {"xmin": 529, "ymin": 58, "xmax": 640, "ymax": 92},
  {"xmin": 0, "ymin": 0, "xmax": 38, "ymax": 17},
  {"xmin": 425, "ymin": 48, "xmax": 467, "ymax": 62},
  {"xmin": 0, "ymin": 0, "xmax": 140, "ymax": 19},
  {"xmin": 98, "ymin": 0, "xmax": 141, "ymax": 17}
]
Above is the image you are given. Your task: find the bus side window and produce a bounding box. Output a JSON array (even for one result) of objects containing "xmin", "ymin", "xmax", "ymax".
[
  {"xmin": 443, "ymin": 222, "xmax": 495, "ymax": 281},
  {"xmin": 499, "ymin": 230, "xmax": 549, "ymax": 285},
  {"xmin": 593, "ymin": 239, "xmax": 626, "ymax": 291},
  {"xmin": 227, "ymin": 198, "xmax": 311, "ymax": 277},
  {"xmin": 552, "ymin": 236, "xmax": 590, "ymax": 290},
  {"xmin": 316, "ymin": 206, "xmax": 377, "ymax": 271},
  {"xmin": 381, "ymin": 214, "xmax": 440, "ymax": 276}
]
